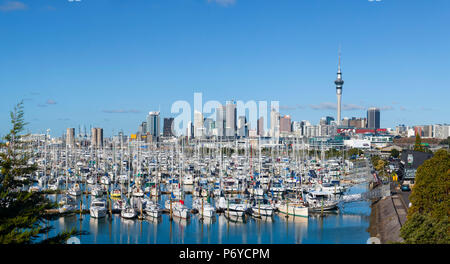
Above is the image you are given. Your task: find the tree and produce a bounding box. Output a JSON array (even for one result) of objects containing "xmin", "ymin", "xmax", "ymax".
[
  {"xmin": 400, "ymin": 149, "xmax": 450, "ymax": 244},
  {"xmin": 347, "ymin": 148, "xmax": 363, "ymax": 158},
  {"xmin": 390, "ymin": 149, "xmax": 400, "ymax": 159},
  {"xmin": 400, "ymin": 212, "xmax": 449, "ymax": 244},
  {"xmin": 414, "ymin": 133, "xmax": 427, "ymax": 152},
  {"xmin": 0, "ymin": 101, "xmax": 82, "ymax": 244}
]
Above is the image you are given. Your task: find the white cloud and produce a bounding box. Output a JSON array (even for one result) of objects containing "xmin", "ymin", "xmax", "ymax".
[
  {"xmin": 0, "ymin": 1, "xmax": 27, "ymax": 12},
  {"xmin": 208, "ymin": 0, "xmax": 236, "ymax": 7},
  {"xmin": 309, "ymin": 102, "xmax": 365, "ymax": 111},
  {"xmin": 102, "ymin": 109, "xmax": 141, "ymax": 114}
]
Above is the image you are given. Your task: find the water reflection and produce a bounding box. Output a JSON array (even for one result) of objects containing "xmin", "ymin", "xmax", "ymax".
[{"xmin": 43, "ymin": 183, "xmax": 371, "ymax": 244}]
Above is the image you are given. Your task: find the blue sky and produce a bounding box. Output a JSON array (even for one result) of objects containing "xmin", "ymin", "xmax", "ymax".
[{"xmin": 1, "ymin": 0, "xmax": 449, "ymax": 137}]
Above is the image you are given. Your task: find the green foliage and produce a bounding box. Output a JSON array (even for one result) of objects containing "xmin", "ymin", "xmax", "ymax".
[
  {"xmin": 400, "ymin": 212, "xmax": 449, "ymax": 244},
  {"xmin": 325, "ymin": 148, "xmax": 341, "ymax": 159},
  {"xmin": 439, "ymin": 137, "xmax": 450, "ymax": 147},
  {"xmin": 370, "ymin": 155, "xmax": 381, "ymax": 168},
  {"xmin": 347, "ymin": 148, "xmax": 363, "ymax": 158},
  {"xmin": 413, "ymin": 133, "xmax": 431, "ymax": 153},
  {"xmin": 390, "ymin": 149, "xmax": 400, "ymax": 158},
  {"xmin": 0, "ymin": 101, "xmax": 82, "ymax": 244},
  {"xmin": 400, "ymin": 149, "xmax": 450, "ymax": 244},
  {"xmin": 408, "ymin": 149, "xmax": 450, "ymax": 220}
]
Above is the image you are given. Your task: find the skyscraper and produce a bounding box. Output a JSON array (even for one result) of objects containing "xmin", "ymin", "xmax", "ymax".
[
  {"xmin": 194, "ymin": 110, "xmax": 204, "ymax": 138},
  {"xmin": 335, "ymin": 51, "xmax": 344, "ymax": 126},
  {"xmin": 163, "ymin": 118, "xmax": 174, "ymax": 137},
  {"xmin": 367, "ymin": 107, "xmax": 380, "ymax": 129},
  {"xmin": 280, "ymin": 115, "xmax": 292, "ymax": 133},
  {"xmin": 187, "ymin": 121, "xmax": 194, "ymax": 139},
  {"xmin": 216, "ymin": 105, "xmax": 226, "ymax": 138},
  {"xmin": 270, "ymin": 108, "xmax": 280, "ymax": 138},
  {"xmin": 91, "ymin": 127, "xmax": 103, "ymax": 147},
  {"xmin": 66, "ymin": 128, "xmax": 75, "ymax": 147},
  {"xmin": 204, "ymin": 118, "xmax": 214, "ymax": 137},
  {"xmin": 237, "ymin": 116, "xmax": 247, "ymax": 138},
  {"xmin": 91, "ymin": 127, "xmax": 97, "ymax": 147},
  {"xmin": 257, "ymin": 117, "xmax": 264, "ymax": 137},
  {"xmin": 225, "ymin": 101, "xmax": 237, "ymax": 138},
  {"xmin": 146, "ymin": 111, "xmax": 160, "ymax": 141}
]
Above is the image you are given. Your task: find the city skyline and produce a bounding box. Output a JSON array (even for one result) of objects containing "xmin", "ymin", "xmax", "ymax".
[{"xmin": 1, "ymin": 0, "xmax": 449, "ymax": 137}]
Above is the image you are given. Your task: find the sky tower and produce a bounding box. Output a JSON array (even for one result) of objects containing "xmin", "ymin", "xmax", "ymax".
[{"xmin": 334, "ymin": 50, "xmax": 344, "ymax": 126}]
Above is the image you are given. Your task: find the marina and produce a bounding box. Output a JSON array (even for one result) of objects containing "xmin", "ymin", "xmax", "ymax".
[{"xmin": 24, "ymin": 138, "xmax": 376, "ymax": 244}]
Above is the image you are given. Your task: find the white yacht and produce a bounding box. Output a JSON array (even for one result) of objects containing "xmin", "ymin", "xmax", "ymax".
[
  {"xmin": 165, "ymin": 200, "xmax": 190, "ymax": 219},
  {"xmin": 121, "ymin": 206, "xmax": 137, "ymax": 219},
  {"xmin": 67, "ymin": 184, "xmax": 82, "ymax": 196},
  {"xmin": 216, "ymin": 197, "xmax": 249, "ymax": 217},
  {"xmin": 276, "ymin": 200, "xmax": 309, "ymax": 218},
  {"xmin": 192, "ymin": 198, "xmax": 215, "ymax": 218},
  {"xmin": 90, "ymin": 198, "xmax": 107, "ymax": 218}
]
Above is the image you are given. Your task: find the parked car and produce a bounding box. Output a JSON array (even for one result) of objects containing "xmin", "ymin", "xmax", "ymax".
[{"xmin": 401, "ymin": 184, "xmax": 411, "ymax": 192}]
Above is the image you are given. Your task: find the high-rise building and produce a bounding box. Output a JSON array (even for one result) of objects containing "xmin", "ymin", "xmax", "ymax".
[
  {"xmin": 280, "ymin": 115, "xmax": 292, "ymax": 133},
  {"xmin": 349, "ymin": 117, "xmax": 367, "ymax": 128},
  {"xmin": 225, "ymin": 101, "xmax": 237, "ymax": 138},
  {"xmin": 326, "ymin": 116, "xmax": 335, "ymax": 125},
  {"xmin": 186, "ymin": 121, "xmax": 194, "ymax": 139},
  {"xmin": 194, "ymin": 110, "xmax": 204, "ymax": 138},
  {"xmin": 367, "ymin": 108, "xmax": 380, "ymax": 129},
  {"xmin": 204, "ymin": 118, "xmax": 214, "ymax": 137},
  {"xmin": 341, "ymin": 117, "xmax": 350, "ymax": 127},
  {"xmin": 433, "ymin": 124, "xmax": 450, "ymax": 139},
  {"xmin": 216, "ymin": 105, "xmax": 226, "ymax": 138},
  {"xmin": 91, "ymin": 127, "xmax": 103, "ymax": 147},
  {"xmin": 257, "ymin": 117, "xmax": 264, "ymax": 137},
  {"xmin": 422, "ymin": 125, "xmax": 433, "ymax": 138},
  {"xmin": 66, "ymin": 128, "xmax": 75, "ymax": 147},
  {"xmin": 163, "ymin": 118, "xmax": 174, "ymax": 137},
  {"xmin": 91, "ymin": 127, "xmax": 97, "ymax": 147},
  {"xmin": 335, "ymin": 51, "xmax": 344, "ymax": 126},
  {"xmin": 292, "ymin": 121, "xmax": 302, "ymax": 136},
  {"xmin": 146, "ymin": 111, "xmax": 160, "ymax": 141},
  {"xmin": 237, "ymin": 116, "xmax": 247, "ymax": 138},
  {"xmin": 270, "ymin": 108, "xmax": 280, "ymax": 138}
]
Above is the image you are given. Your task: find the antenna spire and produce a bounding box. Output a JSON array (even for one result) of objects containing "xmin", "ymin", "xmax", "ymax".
[{"xmin": 338, "ymin": 45, "xmax": 342, "ymax": 73}]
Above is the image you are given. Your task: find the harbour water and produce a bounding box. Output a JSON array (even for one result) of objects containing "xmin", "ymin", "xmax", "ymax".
[{"xmin": 42, "ymin": 183, "xmax": 371, "ymax": 244}]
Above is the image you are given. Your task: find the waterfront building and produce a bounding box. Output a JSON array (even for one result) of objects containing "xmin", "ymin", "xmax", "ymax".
[
  {"xmin": 367, "ymin": 107, "xmax": 380, "ymax": 129},
  {"xmin": 66, "ymin": 128, "xmax": 75, "ymax": 147},
  {"xmin": 343, "ymin": 139, "xmax": 371, "ymax": 149},
  {"xmin": 146, "ymin": 111, "xmax": 160, "ymax": 141}
]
